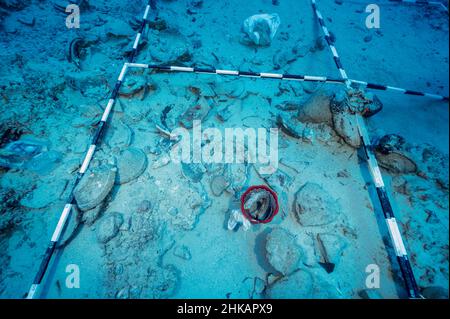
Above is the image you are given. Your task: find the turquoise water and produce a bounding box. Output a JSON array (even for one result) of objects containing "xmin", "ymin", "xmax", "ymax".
[{"xmin": 0, "ymin": 0, "xmax": 448, "ymax": 299}]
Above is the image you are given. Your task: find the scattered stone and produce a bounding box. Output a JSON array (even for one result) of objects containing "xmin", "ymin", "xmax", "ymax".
[
  {"xmin": 173, "ymin": 245, "xmax": 192, "ymax": 260},
  {"xmin": 292, "ymin": 42, "xmax": 310, "ymax": 57},
  {"xmin": 337, "ymin": 169, "xmax": 350, "ymax": 178},
  {"xmin": 116, "ymin": 148, "xmax": 148, "ymax": 184},
  {"xmin": 129, "ymin": 213, "xmax": 158, "ymax": 241},
  {"xmin": 266, "ymin": 269, "xmax": 314, "ymax": 298},
  {"xmin": 148, "ymin": 18, "xmax": 167, "ymax": 31},
  {"xmin": 17, "ymin": 15, "xmax": 35, "ymax": 27},
  {"xmin": 210, "ymin": 175, "xmax": 229, "ymax": 196},
  {"xmin": 96, "ymin": 212, "xmax": 123, "ymax": 244},
  {"xmin": 188, "ymin": 83, "xmax": 215, "ymax": 98},
  {"xmin": 363, "ymin": 34, "xmax": 372, "ymax": 43},
  {"xmin": 293, "ymin": 182, "xmax": 341, "ymax": 226},
  {"xmin": 214, "ymin": 80, "xmax": 246, "ymax": 99},
  {"xmin": 312, "ymin": 36, "xmax": 326, "ymax": 51},
  {"xmin": 73, "ymin": 164, "xmax": 116, "ymax": 211},
  {"xmin": 297, "ymin": 91, "xmax": 333, "ymax": 125},
  {"xmin": 241, "ymin": 13, "xmax": 281, "ymax": 46},
  {"xmin": 265, "ymin": 228, "xmax": 302, "ymax": 275}
]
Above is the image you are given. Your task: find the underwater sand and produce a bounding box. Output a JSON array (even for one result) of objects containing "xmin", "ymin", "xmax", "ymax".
[{"xmin": 0, "ymin": 0, "xmax": 448, "ymax": 299}]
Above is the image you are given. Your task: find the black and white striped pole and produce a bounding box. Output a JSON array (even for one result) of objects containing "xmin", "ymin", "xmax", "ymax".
[
  {"xmin": 128, "ymin": 63, "xmax": 448, "ymax": 101},
  {"xmin": 350, "ymin": 80, "xmax": 448, "ymax": 100},
  {"xmin": 26, "ymin": 1, "xmax": 155, "ymax": 299},
  {"xmin": 311, "ymin": 0, "xmax": 422, "ymax": 298}
]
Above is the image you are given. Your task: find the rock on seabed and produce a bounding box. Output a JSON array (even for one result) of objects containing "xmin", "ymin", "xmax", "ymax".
[{"xmin": 265, "ymin": 228, "xmax": 302, "ymax": 275}]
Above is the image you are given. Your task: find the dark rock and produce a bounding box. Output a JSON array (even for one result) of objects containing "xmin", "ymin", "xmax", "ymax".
[{"xmin": 363, "ymin": 35, "xmax": 372, "ymax": 43}]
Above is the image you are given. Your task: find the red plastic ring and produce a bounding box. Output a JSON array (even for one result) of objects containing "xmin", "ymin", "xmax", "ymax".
[{"xmin": 240, "ymin": 185, "xmax": 279, "ymax": 224}]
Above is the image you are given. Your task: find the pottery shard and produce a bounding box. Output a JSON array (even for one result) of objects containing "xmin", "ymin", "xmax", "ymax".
[
  {"xmin": 119, "ymin": 76, "xmax": 155, "ymax": 100},
  {"xmin": 330, "ymin": 91, "xmax": 361, "ymax": 148},
  {"xmin": 96, "ymin": 212, "xmax": 123, "ymax": 244},
  {"xmin": 266, "ymin": 269, "xmax": 313, "ymax": 298},
  {"xmin": 104, "ymin": 120, "xmax": 133, "ymax": 149},
  {"xmin": 298, "ymin": 91, "xmax": 333, "ymax": 125},
  {"xmin": 374, "ymin": 134, "xmax": 417, "ymax": 174},
  {"xmin": 179, "ymin": 97, "xmax": 211, "ymax": 129},
  {"xmin": 116, "ymin": 148, "xmax": 148, "ymax": 184},
  {"xmin": 265, "ymin": 228, "xmax": 302, "ymax": 275},
  {"xmin": 74, "ymin": 165, "xmax": 116, "ymax": 211},
  {"xmin": 210, "ymin": 175, "xmax": 229, "ymax": 196},
  {"xmin": 332, "ymin": 111, "xmax": 361, "ymax": 148},
  {"xmin": 293, "ymin": 182, "xmax": 340, "ymax": 226}
]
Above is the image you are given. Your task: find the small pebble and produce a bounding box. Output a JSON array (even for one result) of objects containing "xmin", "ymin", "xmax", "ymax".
[{"xmin": 363, "ymin": 35, "xmax": 372, "ymax": 43}]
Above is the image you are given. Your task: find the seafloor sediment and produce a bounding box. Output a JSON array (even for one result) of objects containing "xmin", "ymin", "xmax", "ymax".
[{"xmin": 0, "ymin": 0, "xmax": 448, "ymax": 299}]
